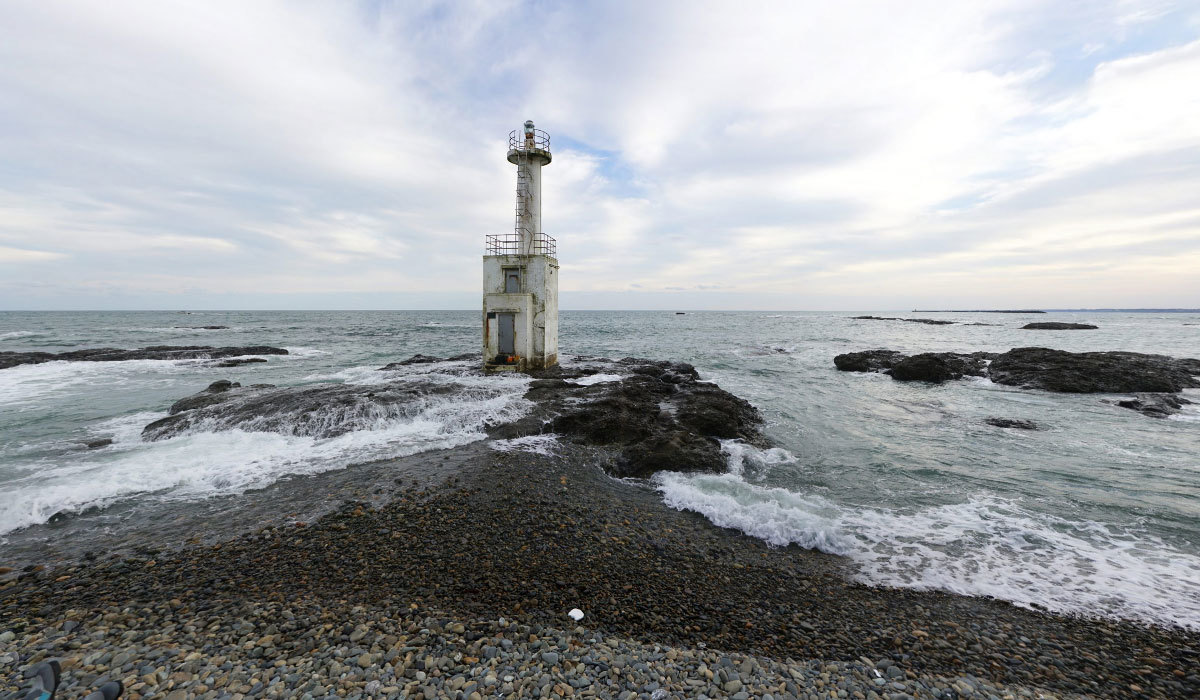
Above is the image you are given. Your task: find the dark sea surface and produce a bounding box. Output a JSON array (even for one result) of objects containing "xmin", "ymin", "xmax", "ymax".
[{"xmin": 1, "ymin": 310, "xmax": 1198, "ymax": 629}]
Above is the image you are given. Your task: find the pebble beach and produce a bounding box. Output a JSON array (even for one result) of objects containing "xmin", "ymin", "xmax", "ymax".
[{"xmin": 3, "ymin": 443, "xmax": 1197, "ymax": 699}]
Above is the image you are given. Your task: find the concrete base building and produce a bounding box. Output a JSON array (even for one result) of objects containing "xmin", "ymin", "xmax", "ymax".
[{"xmin": 483, "ymin": 121, "xmax": 558, "ymax": 372}]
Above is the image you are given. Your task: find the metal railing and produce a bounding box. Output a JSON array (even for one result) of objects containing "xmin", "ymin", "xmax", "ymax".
[
  {"xmin": 486, "ymin": 232, "xmax": 556, "ymax": 257},
  {"xmin": 509, "ymin": 128, "xmax": 551, "ymax": 153}
]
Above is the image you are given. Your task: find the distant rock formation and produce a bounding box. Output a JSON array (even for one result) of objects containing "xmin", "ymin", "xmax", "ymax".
[
  {"xmin": 1022, "ymin": 322, "xmax": 1098, "ymax": 330},
  {"xmin": 913, "ymin": 309, "xmax": 1045, "ymax": 313},
  {"xmin": 0, "ymin": 346, "xmax": 288, "ymax": 370},
  {"xmin": 851, "ymin": 316, "xmax": 955, "ymax": 325}
]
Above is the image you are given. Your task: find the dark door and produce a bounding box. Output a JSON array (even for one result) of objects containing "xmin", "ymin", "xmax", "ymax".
[{"xmin": 498, "ymin": 313, "xmax": 515, "ymax": 355}]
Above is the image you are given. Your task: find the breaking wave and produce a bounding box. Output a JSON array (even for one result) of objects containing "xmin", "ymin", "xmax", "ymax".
[
  {"xmin": 0, "ymin": 369, "xmax": 533, "ymax": 536},
  {"xmin": 655, "ymin": 442, "xmax": 1200, "ymax": 630}
]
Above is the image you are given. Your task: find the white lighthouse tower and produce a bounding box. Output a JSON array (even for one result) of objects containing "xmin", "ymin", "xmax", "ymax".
[{"xmin": 482, "ymin": 120, "xmax": 558, "ymax": 371}]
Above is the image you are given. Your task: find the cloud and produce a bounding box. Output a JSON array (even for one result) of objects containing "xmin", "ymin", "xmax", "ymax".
[{"xmin": 0, "ymin": 0, "xmax": 1197, "ymax": 309}]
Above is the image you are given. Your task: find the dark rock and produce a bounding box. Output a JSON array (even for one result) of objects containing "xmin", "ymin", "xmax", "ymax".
[
  {"xmin": 85, "ymin": 438, "xmax": 114, "ymax": 449},
  {"xmin": 989, "ymin": 347, "xmax": 1200, "ymax": 393},
  {"xmin": 890, "ymin": 353, "xmax": 991, "ymax": 383},
  {"xmin": 852, "ymin": 316, "xmax": 955, "ymax": 325},
  {"xmin": 913, "ymin": 309, "xmax": 1046, "ymax": 313},
  {"xmin": 168, "ymin": 380, "xmax": 244, "ymax": 414},
  {"xmin": 378, "ymin": 353, "xmax": 477, "ymax": 370},
  {"xmin": 214, "ymin": 358, "xmax": 268, "ymax": 368},
  {"xmin": 1114, "ymin": 393, "xmax": 1192, "ymax": 418},
  {"xmin": 983, "ymin": 418, "xmax": 1041, "ymax": 430},
  {"xmin": 0, "ymin": 346, "xmax": 287, "ymax": 370},
  {"xmin": 1021, "ymin": 322, "xmax": 1098, "ymax": 330},
  {"xmin": 840, "ymin": 346, "xmax": 1200, "ymax": 398},
  {"xmin": 145, "ymin": 379, "xmax": 469, "ymax": 441},
  {"xmin": 175, "ymin": 325, "xmax": 229, "ymax": 330},
  {"xmin": 833, "ymin": 350, "xmax": 905, "ymax": 373}
]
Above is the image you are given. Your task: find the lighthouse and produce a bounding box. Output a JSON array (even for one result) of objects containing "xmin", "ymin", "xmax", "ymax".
[{"xmin": 482, "ymin": 120, "xmax": 558, "ymax": 371}]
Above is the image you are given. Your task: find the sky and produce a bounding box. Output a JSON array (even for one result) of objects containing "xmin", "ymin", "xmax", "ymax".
[{"xmin": 1, "ymin": 0, "xmax": 1199, "ymax": 311}]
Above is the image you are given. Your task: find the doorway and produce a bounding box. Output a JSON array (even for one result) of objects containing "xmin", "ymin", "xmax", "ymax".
[{"xmin": 497, "ymin": 313, "xmax": 515, "ymax": 355}]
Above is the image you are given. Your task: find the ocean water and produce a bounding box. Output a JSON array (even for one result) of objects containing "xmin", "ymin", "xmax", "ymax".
[{"xmin": 1, "ymin": 310, "xmax": 1198, "ymax": 630}]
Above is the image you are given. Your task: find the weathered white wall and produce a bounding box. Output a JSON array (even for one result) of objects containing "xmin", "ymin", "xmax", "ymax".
[{"xmin": 482, "ymin": 254, "xmax": 557, "ymax": 370}]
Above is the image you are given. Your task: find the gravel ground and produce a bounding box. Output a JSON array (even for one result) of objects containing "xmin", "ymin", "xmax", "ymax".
[{"xmin": 2, "ymin": 444, "xmax": 1197, "ymax": 699}]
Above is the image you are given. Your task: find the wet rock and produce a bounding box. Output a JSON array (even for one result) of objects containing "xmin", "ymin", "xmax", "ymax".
[
  {"xmin": 168, "ymin": 380, "xmax": 244, "ymax": 414},
  {"xmin": 833, "ymin": 350, "xmax": 905, "ymax": 373},
  {"xmin": 852, "ymin": 316, "xmax": 955, "ymax": 325},
  {"xmin": 85, "ymin": 438, "xmax": 114, "ymax": 449},
  {"xmin": 989, "ymin": 347, "xmax": 1200, "ymax": 393},
  {"xmin": 983, "ymin": 418, "xmax": 1041, "ymax": 430},
  {"xmin": 213, "ymin": 357, "xmax": 268, "ymax": 368},
  {"xmin": 144, "ymin": 379, "xmax": 474, "ymax": 441},
  {"xmin": 1021, "ymin": 322, "xmax": 1098, "ymax": 330},
  {"xmin": 889, "ymin": 353, "xmax": 991, "ymax": 383},
  {"xmin": 378, "ymin": 353, "xmax": 476, "ymax": 370},
  {"xmin": 1113, "ymin": 393, "xmax": 1192, "ymax": 418},
  {"xmin": 0, "ymin": 345, "xmax": 288, "ymax": 370},
  {"xmin": 838, "ymin": 346, "xmax": 1200, "ymax": 396},
  {"xmin": 175, "ymin": 325, "xmax": 229, "ymax": 330}
]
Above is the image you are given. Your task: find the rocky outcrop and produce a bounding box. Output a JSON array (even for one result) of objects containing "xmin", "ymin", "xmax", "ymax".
[
  {"xmin": 836, "ymin": 346, "xmax": 1200, "ymax": 417},
  {"xmin": 890, "ymin": 353, "xmax": 992, "ymax": 382},
  {"xmin": 145, "ymin": 356, "xmax": 763, "ymax": 479},
  {"xmin": 143, "ymin": 378, "xmax": 472, "ymax": 441},
  {"xmin": 833, "ymin": 350, "xmax": 906, "ymax": 373},
  {"xmin": 504, "ymin": 359, "xmax": 764, "ymax": 478},
  {"xmin": 175, "ymin": 325, "xmax": 229, "ymax": 330},
  {"xmin": 1022, "ymin": 322, "xmax": 1098, "ymax": 330},
  {"xmin": 833, "ymin": 350, "xmax": 992, "ymax": 382},
  {"xmin": 0, "ymin": 346, "xmax": 288, "ymax": 370},
  {"xmin": 988, "ymin": 347, "xmax": 1200, "ymax": 393}
]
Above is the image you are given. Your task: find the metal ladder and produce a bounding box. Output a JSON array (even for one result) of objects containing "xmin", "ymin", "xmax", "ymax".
[{"xmin": 514, "ymin": 150, "xmax": 533, "ymax": 256}]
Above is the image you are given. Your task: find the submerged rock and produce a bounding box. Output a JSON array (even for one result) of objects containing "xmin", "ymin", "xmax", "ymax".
[
  {"xmin": 378, "ymin": 353, "xmax": 477, "ymax": 370},
  {"xmin": 851, "ymin": 316, "xmax": 955, "ymax": 325},
  {"xmin": 1021, "ymin": 322, "xmax": 1098, "ymax": 330},
  {"xmin": 983, "ymin": 418, "xmax": 1041, "ymax": 430},
  {"xmin": 1113, "ymin": 393, "xmax": 1193, "ymax": 419},
  {"xmin": 213, "ymin": 357, "xmax": 267, "ymax": 367},
  {"xmin": 144, "ymin": 378, "xmax": 473, "ymax": 441},
  {"xmin": 0, "ymin": 345, "xmax": 287, "ymax": 370}
]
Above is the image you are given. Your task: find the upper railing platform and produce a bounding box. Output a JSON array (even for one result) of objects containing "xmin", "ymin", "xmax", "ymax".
[
  {"xmin": 486, "ymin": 232, "xmax": 556, "ymax": 257},
  {"xmin": 509, "ymin": 128, "xmax": 551, "ymax": 153}
]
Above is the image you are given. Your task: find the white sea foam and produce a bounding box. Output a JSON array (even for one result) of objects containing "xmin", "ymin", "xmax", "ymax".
[
  {"xmin": 489, "ymin": 433, "xmax": 561, "ymax": 455},
  {"xmin": 720, "ymin": 439, "xmax": 798, "ymax": 477},
  {"xmin": 283, "ymin": 346, "xmax": 331, "ymax": 358},
  {"xmin": 0, "ymin": 359, "xmax": 192, "ymax": 406},
  {"xmin": 1, "ymin": 331, "xmax": 42, "ymax": 340},
  {"xmin": 0, "ymin": 372, "xmax": 534, "ymax": 536},
  {"xmin": 655, "ymin": 442, "xmax": 1200, "ymax": 629},
  {"xmin": 568, "ymin": 373, "xmax": 623, "ymax": 386}
]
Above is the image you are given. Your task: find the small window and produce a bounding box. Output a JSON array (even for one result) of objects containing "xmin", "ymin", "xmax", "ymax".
[{"xmin": 503, "ymin": 267, "xmax": 521, "ymax": 293}]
